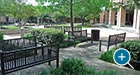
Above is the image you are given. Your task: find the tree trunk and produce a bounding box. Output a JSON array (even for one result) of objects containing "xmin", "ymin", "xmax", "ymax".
[
  {"xmin": 37, "ymin": 17, "xmax": 40, "ymax": 25},
  {"xmin": 0, "ymin": 17, "xmax": 2, "ymax": 29},
  {"xmin": 40, "ymin": 16, "xmax": 43, "ymax": 24},
  {"xmin": 81, "ymin": 17, "xmax": 85, "ymax": 26},
  {"xmin": 82, "ymin": 19, "xmax": 85, "ymax": 25},
  {"xmin": 80, "ymin": 16, "xmax": 86, "ymax": 25},
  {"xmin": 70, "ymin": 0, "xmax": 74, "ymax": 36},
  {"xmin": 20, "ymin": 19, "xmax": 26, "ymax": 38}
]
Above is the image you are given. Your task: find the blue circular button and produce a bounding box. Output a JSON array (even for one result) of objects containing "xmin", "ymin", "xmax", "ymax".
[{"xmin": 113, "ymin": 48, "xmax": 131, "ymax": 65}]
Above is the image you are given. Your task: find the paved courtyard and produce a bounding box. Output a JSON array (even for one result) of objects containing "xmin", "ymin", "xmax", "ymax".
[
  {"xmin": 3, "ymin": 26, "xmax": 140, "ymax": 75},
  {"xmin": 8, "ymin": 41, "xmax": 140, "ymax": 75}
]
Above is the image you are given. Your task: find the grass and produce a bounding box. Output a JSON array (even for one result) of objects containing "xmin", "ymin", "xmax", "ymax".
[
  {"xmin": 2, "ymin": 25, "xmax": 19, "ymax": 30},
  {"xmin": 77, "ymin": 25, "xmax": 91, "ymax": 28}
]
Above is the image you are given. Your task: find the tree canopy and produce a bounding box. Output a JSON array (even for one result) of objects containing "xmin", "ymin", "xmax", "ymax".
[
  {"xmin": 0, "ymin": 0, "xmax": 111, "ymax": 25},
  {"xmin": 36, "ymin": 0, "xmax": 110, "ymax": 25},
  {"xmin": 0, "ymin": 0, "xmax": 36, "ymax": 20}
]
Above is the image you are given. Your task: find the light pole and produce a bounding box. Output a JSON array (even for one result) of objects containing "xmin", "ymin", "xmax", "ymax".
[{"xmin": 70, "ymin": 0, "xmax": 74, "ymax": 36}]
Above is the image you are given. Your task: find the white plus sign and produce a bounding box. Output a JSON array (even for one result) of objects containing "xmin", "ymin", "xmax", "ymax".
[{"xmin": 118, "ymin": 53, "xmax": 126, "ymax": 61}]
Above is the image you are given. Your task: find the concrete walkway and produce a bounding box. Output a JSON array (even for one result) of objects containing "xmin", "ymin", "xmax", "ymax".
[{"xmin": 83, "ymin": 26, "xmax": 139, "ymax": 40}]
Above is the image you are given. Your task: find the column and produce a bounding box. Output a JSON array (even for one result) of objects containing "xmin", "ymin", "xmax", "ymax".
[
  {"xmin": 90, "ymin": 19, "xmax": 94, "ymax": 24},
  {"xmin": 108, "ymin": 9, "xmax": 116, "ymax": 25},
  {"xmin": 133, "ymin": 7, "xmax": 138, "ymax": 29},
  {"xmin": 104, "ymin": 11, "xmax": 109, "ymax": 24},
  {"xmin": 136, "ymin": 9, "xmax": 140, "ymax": 33},
  {"xmin": 117, "ymin": 7, "xmax": 126, "ymax": 27},
  {"xmin": 99, "ymin": 12, "xmax": 105, "ymax": 24}
]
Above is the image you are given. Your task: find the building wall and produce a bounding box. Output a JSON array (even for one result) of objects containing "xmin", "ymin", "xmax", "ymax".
[{"xmin": 99, "ymin": 0, "xmax": 140, "ymax": 33}]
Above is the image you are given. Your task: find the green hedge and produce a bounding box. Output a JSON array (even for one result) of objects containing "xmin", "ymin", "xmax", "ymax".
[
  {"xmin": 100, "ymin": 47, "xmax": 118, "ymax": 63},
  {"xmin": 24, "ymin": 28, "xmax": 64, "ymax": 44},
  {"xmin": 23, "ymin": 33, "xmax": 33, "ymax": 40},
  {"xmin": 100, "ymin": 40, "xmax": 140, "ymax": 63},
  {"xmin": 119, "ymin": 40, "xmax": 140, "ymax": 52},
  {"xmin": 0, "ymin": 32, "xmax": 3, "ymax": 41},
  {"xmin": 40, "ymin": 58, "xmax": 124, "ymax": 75},
  {"xmin": 119, "ymin": 40, "xmax": 140, "ymax": 61}
]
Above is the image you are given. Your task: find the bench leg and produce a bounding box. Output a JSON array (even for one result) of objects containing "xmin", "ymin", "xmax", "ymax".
[
  {"xmin": 99, "ymin": 40, "xmax": 101, "ymax": 51},
  {"xmin": 73, "ymin": 39, "xmax": 76, "ymax": 47},
  {"xmin": 48, "ymin": 61, "xmax": 51, "ymax": 66},
  {"xmin": 107, "ymin": 45, "xmax": 109, "ymax": 51},
  {"xmin": 56, "ymin": 58, "xmax": 59, "ymax": 68},
  {"xmin": 91, "ymin": 39, "xmax": 93, "ymax": 44}
]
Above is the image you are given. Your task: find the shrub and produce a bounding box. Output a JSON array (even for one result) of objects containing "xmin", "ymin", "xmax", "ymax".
[
  {"xmin": 61, "ymin": 58, "xmax": 86, "ymax": 75},
  {"xmin": 0, "ymin": 32, "xmax": 3, "ymax": 41},
  {"xmin": 119, "ymin": 40, "xmax": 140, "ymax": 52},
  {"xmin": 23, "ymin": 33, "xmax": 33, "ymax": 40},
  {"xmin": 64, "ymin": 34, "xmax": 68, "ymax": 39},
  {"xmin": 59, "ymin": 41, "xmax": 73, "ymax": 48},
  {"xmin": 26, "ymin": 28, "xmax": 64, "ymax": 44},
  {"xmin": 0, "ymin": 43, "xmax": 22, "ymax": 51},
  {"xmin": 119, "ymin": 40, "xmax": 140, "ymax": 61},
  {"xmin": 50, "ymin": 68, "xmax": 63, "ymax": 75},
  {"xmin": 100, "ymin": 47, "xmax": 119, "ymax": 63},
  {"xmin": 39, "ymin": 58, "xmax": 124, "ymax": 75},
  {"xmin": 95, "ymin": 70, "xmax": 123, "ymax": 75},
  {"xmin": 100, "ymin": 40, "xmax": 140, "ymax": 63}
]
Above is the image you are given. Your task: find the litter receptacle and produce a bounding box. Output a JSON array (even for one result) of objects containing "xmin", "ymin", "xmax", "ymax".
[{"xmin": 91, "ymin": 29, "xmax": 100, "ymax": 43}]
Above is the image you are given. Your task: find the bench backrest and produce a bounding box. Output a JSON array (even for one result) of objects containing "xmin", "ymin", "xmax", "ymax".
[
  {"xmin": 0, "ymin": 43, "xmax": 59, "ymax": 75},
  {"xmin": 64, "ymin": 26, "xmax": 82, "ymax": 33},
  {"xmin": 0, "ymin": 38, "xmax": 36, "ymax": 51},
  {"xmin": 44, "ymin": 26, "xmax": 82, "ymax": 34},
  {"xmin": 108, "ymin": 33, "xmax": 126, "ymax": 46},
  {"xmin": 68, "ymin": 30, "xmax": 87, "ymax": 37}
]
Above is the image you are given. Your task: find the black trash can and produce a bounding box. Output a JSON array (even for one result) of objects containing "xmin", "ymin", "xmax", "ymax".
[{"xmin": 91, "ymin": 29, "xmax": 100, "ymax": 43}]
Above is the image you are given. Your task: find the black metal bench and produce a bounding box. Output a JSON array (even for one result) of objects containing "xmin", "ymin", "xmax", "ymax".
[
  {"xmin": 64, "ymin": 26, "xmax": 82, "ymax": 33},
  {"xmin": 68, "ymin": 30, "xmax": 88, "ymax": 47},
  {"xmin": 0, "ymin": 38, "xmax": 59, "ymax": 75},
  {"xmin": 44, "ymin": 26, "xmax": 82, "ymax": 34},
  {"xmin": 99, "ymin": 33, "xmax": 126, "ymax": 51}
]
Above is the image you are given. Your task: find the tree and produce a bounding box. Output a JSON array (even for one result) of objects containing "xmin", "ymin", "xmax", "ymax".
[
  {"xmin": 0, "ymin": 0, "xmax": 36, "ymax": 25},
  {"xmin": 73, "ymin": 0, "xmax": 110, "ymax": 25},
  {"xmin": 44, "ymin": 0, "xmax": 110, "ymax": 25},
  {"xmin": 0, "ymin": 0, "xmax": 17, "ymax": 26},
  {"xmin": 35, "ymin": 0, "xmax": 69, "ymax": 24}
]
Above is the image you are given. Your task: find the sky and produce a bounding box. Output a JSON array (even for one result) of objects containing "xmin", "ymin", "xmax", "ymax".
[
  {"xmin": 26, "ymin": 0, "xmax": 38, "ymax": 6},
  {"xmin": 26, "ymin": 0, "xmax": 49, "ymax": 6}
]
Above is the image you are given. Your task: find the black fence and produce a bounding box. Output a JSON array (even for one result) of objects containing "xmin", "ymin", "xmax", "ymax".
[{"xmin": 0, "ymin": 38, "xmax": 59, "ymax": 75}]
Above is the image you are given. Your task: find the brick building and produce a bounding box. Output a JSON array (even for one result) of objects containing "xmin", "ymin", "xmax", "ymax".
[{"xmin": 99, "ymin": 0, "xmax": 140, "ymax": 33}]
